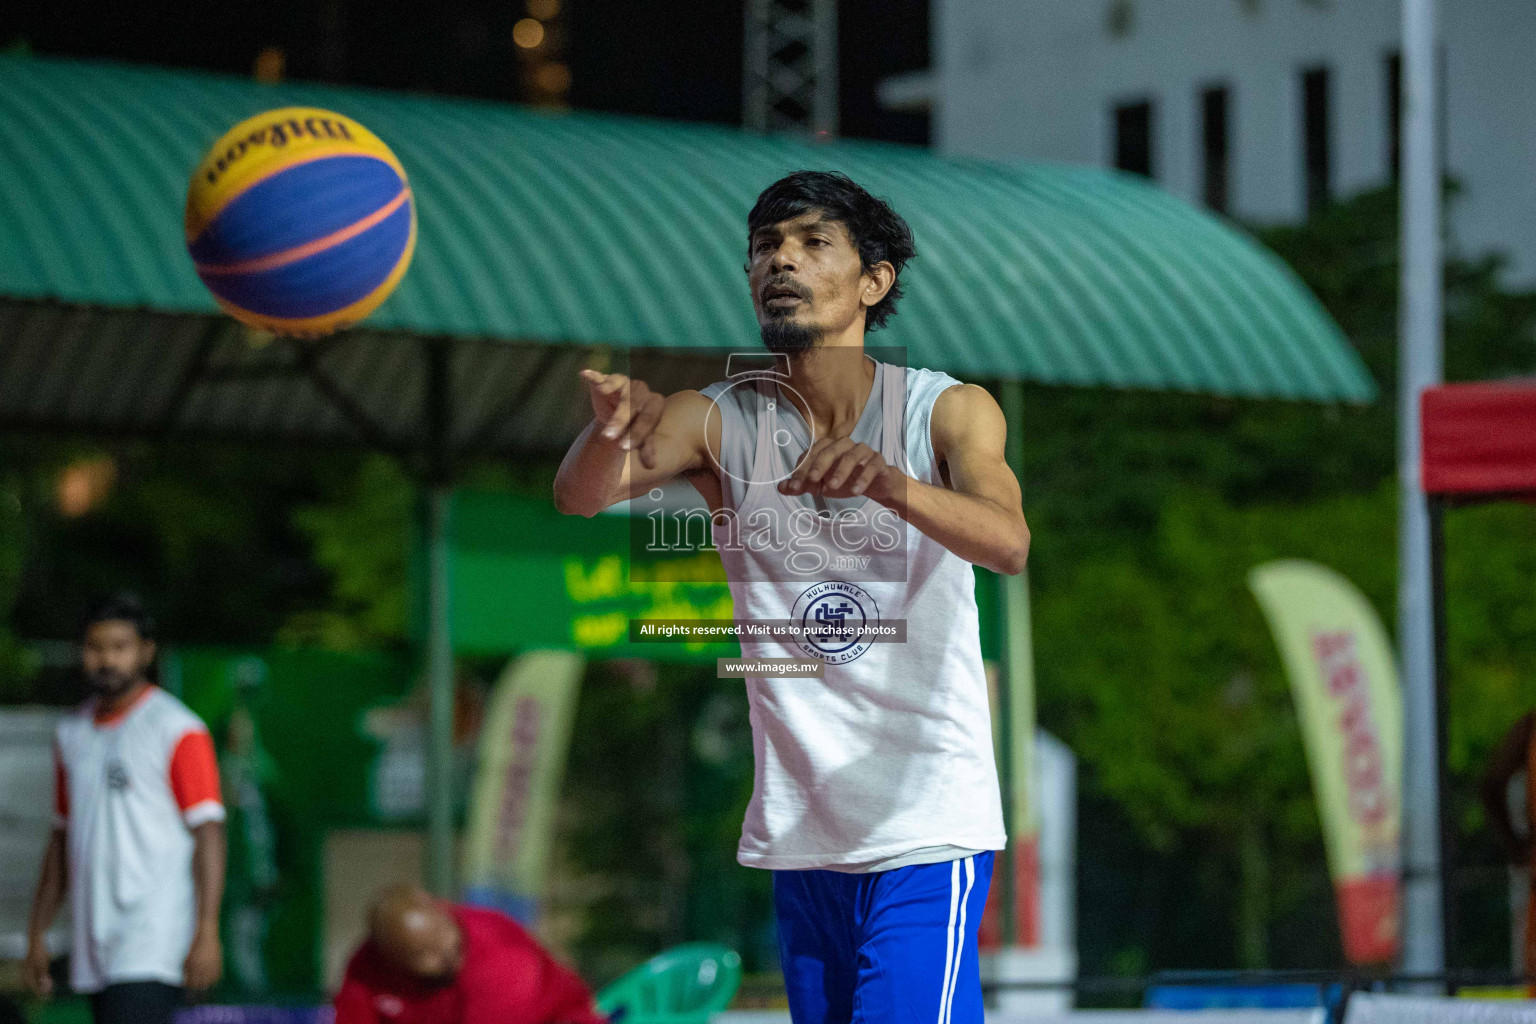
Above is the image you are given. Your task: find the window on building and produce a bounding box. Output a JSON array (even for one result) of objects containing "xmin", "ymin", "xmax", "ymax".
[
  {"xmin": 1301, "ymin": 66, "xmax": 1331, "ymax": 214},
  {"xmin": 1201, "ymin": 85, "xmax": 1231, "ymax": 214},
  {"xmin": 1386, "ymin": 51, "xmax": 1402, "ymax": 181},
  {"xmin": 1114, "ymin": 100, "xmax": 1154, "ymax": 178}
]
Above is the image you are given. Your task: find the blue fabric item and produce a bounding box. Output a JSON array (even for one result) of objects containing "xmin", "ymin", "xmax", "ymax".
[
  {"xmin": 1145, "ymin": 983, "xmax": 1339, "ymax": 1010},
  {"xmin": 189, "ymin": 155, "xmax": 404, "ymax": 263},
  {"xmin": 461, "ymin": 884, "xmax": 540, "ymax": 925},
  {"xmin": 173, "ymin": 1008, "xmax": 333, "ymax": 1024},
  {"xmin": 774, "ymin": 852, "xmax": 993, "ymax": 1024}
]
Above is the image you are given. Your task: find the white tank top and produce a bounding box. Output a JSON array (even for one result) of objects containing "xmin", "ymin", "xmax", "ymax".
[{"xmin": 700, "ymin": 359, "xmax": 1006, "ymax": 872}]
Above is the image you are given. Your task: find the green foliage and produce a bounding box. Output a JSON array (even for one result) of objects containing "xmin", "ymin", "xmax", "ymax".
[
  {"xmin": 279, "ymin": 456, "xmax": 559, "ymax": 647},
  {"xmin": 0, "ymin": 463, "xmax": 34, "ymax": 701},
  {"xmin": 283, "ymin": 455, "xmax": 414, "ymax": 647},
  {"xmin": 555, "ymin": 661, "xmax": 773, "ymax": 986},
  {"xmin": 1442, "ymin": 502, "xmax": 1536, "ymax": 783},
  {"xmin": 7, "ymin": 440, "xmax": 335, "ymax": 654}
]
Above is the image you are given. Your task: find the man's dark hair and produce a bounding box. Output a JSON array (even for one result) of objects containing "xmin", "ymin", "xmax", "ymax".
[
  {"xmin": 80, "ymin": 591, "xmax": 156, "ymax": 642},
  {"xmin": 747, "ymin": 171, "xmax": 917, "ymax": 331}
]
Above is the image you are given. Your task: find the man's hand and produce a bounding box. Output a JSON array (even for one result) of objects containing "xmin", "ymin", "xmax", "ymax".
[
  {"xmin": 25, "ymin": 830, "xmax": 65, "ymax": 1000},
  {"xmin": 780, "ymin": 438, "xmax": 901, "ymax": 503},
  {"xmin": 183, "ymin": 927, "xmax": 223, "ymax": 993},
  {"xmin": 579, "ymin": 370, "xmax": 666, "ymax": 469},
  {"xmin": 556, "ymin": 374, "xmax": 715, "ymax": 518},
  {"xmin": 24, "ymin": 936, "xmax": 53, "ymax": 998}
]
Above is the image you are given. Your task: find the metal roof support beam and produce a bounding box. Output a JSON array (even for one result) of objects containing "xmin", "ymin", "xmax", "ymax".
[
  {"xmin": 422, "ymin": 337, "xmax": 456, "ymax": 898},
  {"xmin": 424, "ymin": 339, "xmax": 453, "ymax": 486},
  {"xmin": 744, "ymin": 0, "xmax": 838, "ymax": 136},
  {"xmin": 153, "ymin": 322, "xmax": 223, "ymax": 437},
  {"xmin": 293, "ymin": 341, "xmax": 412, "ymax": 464},
  {"xmin": 198, "ymin": 364, "xmax": 309, "ymax": 384},
  {"xmin": 460, "ymin": 346, "xmax": 564, "ymax": 453}
]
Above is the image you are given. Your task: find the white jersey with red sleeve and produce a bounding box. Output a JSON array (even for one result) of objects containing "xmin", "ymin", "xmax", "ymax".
[{"xmin": 53, "ymin": 685, "xmax": 224, "ymax": 992}]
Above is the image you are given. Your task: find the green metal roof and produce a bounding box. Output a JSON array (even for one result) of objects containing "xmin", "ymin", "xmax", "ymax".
[{"xmin": 0, "ymin": 55, "xmax": 1374, "ymax": 417}]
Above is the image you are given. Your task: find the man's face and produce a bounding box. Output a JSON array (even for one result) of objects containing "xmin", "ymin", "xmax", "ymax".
[
  {"xmin": 748, "ymin": 211, "xmax": 871, "ymax": 353},
  {"xmin": 80, "ymin": 620, "xmax": 155, "ymax": 699}
]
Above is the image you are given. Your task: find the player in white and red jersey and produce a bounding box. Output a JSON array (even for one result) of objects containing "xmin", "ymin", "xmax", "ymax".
[{"xmin": 24, "ymin": 593, "xmax": 227, "ymax": 1024}]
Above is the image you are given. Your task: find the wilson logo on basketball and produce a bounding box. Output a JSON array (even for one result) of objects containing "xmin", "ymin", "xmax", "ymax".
[{"xmin": 203, "ymin": 116, "xmax": 358, "ymax": 185}]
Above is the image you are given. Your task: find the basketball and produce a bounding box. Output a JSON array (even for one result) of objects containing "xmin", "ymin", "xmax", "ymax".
[{"xmin": 184, "ymin": 107, "xmax": 416, "ymax": 337}]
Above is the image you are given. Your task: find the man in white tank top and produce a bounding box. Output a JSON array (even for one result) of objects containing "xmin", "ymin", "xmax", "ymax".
[{"xmin": 555, "ymin": 171, "xmax": 1029, "ymax": 1024}]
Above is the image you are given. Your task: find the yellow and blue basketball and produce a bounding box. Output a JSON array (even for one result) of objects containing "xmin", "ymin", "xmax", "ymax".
[{"xmin": 185, "ymin": 107, "xmax": 416, "ymax": 336}]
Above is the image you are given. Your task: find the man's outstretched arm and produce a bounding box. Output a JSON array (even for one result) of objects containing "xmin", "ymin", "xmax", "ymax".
[{"xmin": 554, "ymin": 370, "xmax": 716, "ymax": 517}]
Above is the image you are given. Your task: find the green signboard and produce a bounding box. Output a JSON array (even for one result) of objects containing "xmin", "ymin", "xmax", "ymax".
[{"xmin": 426, "ymin": 491, "xmax": 737, "ymax": 660}]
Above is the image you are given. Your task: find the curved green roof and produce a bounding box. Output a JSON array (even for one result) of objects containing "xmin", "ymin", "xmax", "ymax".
[{"xmin": 0, "ymin": 55, "xmax": 1373, "ymax": 402}]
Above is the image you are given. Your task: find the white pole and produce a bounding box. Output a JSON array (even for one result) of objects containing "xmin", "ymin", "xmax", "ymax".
[{"xmin": 1398, "ymin": 0, "xmax": 1444, "ymax": 979}]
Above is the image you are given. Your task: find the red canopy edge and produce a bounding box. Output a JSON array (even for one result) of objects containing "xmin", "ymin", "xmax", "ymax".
[{"xmin": 1421, "ymin": 380, "xmax": 1536, "ymax": 498}]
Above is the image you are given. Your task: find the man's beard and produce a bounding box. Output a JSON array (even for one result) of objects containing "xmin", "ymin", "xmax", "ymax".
[
  {"xmin": 760, "ymin": 317, "xmax": 825, "ymax": 354},
  {"xmin": 86, "ymin": 667, "xmax": 136, "ymax": 699}
]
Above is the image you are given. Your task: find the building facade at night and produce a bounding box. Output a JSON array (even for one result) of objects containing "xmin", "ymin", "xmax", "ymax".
[{"xmin": 888, "ymin": 0, "xmax": 1536, "ymax": 282}]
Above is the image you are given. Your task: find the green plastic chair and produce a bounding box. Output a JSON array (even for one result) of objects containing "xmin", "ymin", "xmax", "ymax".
[
  {"xmin": 25, "ymin": 999, "xmax": 93, "ymax": 1024},
  {"xmin": 596, "ymin": 943, "xmax": 743, "ymax": 1024}
]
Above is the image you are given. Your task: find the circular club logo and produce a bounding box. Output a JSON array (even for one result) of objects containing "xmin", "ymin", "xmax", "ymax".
[{"xmin": 792, "ymin": 580, "xmax": 879, "ymax": 665}]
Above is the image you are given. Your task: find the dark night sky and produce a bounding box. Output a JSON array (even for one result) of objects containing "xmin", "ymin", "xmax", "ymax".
[{"xmin": 1, "ymin": 0, "xmax": 930, "ymax": 144}]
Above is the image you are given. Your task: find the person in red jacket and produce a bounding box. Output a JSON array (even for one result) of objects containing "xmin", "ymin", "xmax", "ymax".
[{"xmin": 335, "ymin": 885, "xmax": 609, "ymax": 1024}]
